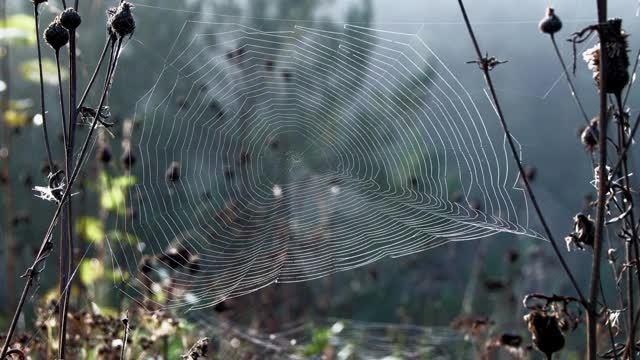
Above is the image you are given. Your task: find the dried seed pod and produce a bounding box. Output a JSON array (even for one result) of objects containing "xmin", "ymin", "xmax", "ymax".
[
  {"xmin": 187, "ymin": 255, "xmax": 200, "ymax": 274},
  {"xmin": 120, "ymin": 147, "xmax": 136, "ymax": 170},
  {"xmin": 182, "ymin": 338, "xmax": 209, "ymax": 359},
  {"xmin": 579, "ymin": 117, "xmax": 599, "ymax": 151},
  {"xmin": 96, "ymin": 145, "xmax": 112, "ymax": 164},
  {"xmin": 138, "ymin": 256, "xmax": 154, "ymax": 274},
  {"xmin": 59, "ymin": 8, "xmax": 81, "ymax": 30},
  {"xmin": 499, "ymin": 333, "xmax": 523, "ymax": 347},
  {"xmin": 524, "ymin": 166, "xmax": 537, "ymax": 182},
  {"xmin": 524, "ymin": 310, "xmax": 565, "ymax": 359},
  {"xmin": 44, "ymin": 18, "xmax": 69, "ymax": 51},
  {"xmin": 583, "ymin": 19, "xmax": 630, "ymax": 95},
  {"xmin": 109, "ymin": 2, "xmax": 136, "ymax": 38},
  {"xmin": 539, "ymin": 8, "xmax": 562, "ymax": 35},
  {"xmin": 166, "ymin": 161, "xmax": 181, "ymax": 183}
]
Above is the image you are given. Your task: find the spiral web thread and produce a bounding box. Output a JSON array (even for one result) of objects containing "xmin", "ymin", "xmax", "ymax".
[{"xmin": 107, "ymin": 18, "xmax": 545, "ymax": 311}]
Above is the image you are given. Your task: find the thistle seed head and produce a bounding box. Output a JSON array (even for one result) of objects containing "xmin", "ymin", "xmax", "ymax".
[
  {"xmin": 44, "ymin": 18, "xmax": 69, "ymax": 51},
  {"xmin": 60, "ymin": 8, "xmax": 82, "ymax": 31},
  {"xmin": 108, "ymin": 2, "xmax": 136, "ymax": 38},
  {"xmin": 539, "ymin": 8, "xmax": 562, "ymax": 35}
]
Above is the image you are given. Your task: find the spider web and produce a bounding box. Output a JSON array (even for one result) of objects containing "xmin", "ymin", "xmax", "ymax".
[{"xmin": 106, "ymin": 7, "xmax": 546, "ymax": 311}]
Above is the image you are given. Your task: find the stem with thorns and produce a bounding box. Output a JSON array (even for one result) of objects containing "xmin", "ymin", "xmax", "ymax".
[
  {"xmin": 456, "ymin": 0, "xmax": 586, "ymax": 306},
  {"xmin": 0, "ymin": 36, "xmax": 120, "ymax": 359},
  {"xmin": 588, "ymin": 0, "xmax": 609, "ymax": 357}
]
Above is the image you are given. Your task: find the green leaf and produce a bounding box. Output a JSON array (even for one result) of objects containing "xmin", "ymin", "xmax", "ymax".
[
  {"xmin": 101, "ymin": 175, "xmax": 136, "ymax": 214},
  {"xmin": 112, "ymin": 175, "xmax": 137, "ymax": 188},
  {"xmin": 101, "ymin": 187, "xmax": 126, "ymax": 212},
  {"xmin": 105, "ymin": 269, "xmax": 129, "ymax": 283},
  {"xmin": 0, "ymin": 14, "xmax": 36, "ymax": 46},
  {"xmin": 20, "ymin": 59, "xmax": 68, "ymax": 86},
  {"xmin": 107, "ymin": 230, "xmax": 139, "ymax": 245},
  {"xmin": 76, "ymin": 216, "xmax": 104, "ymax": 244},
  {"xmin": 80, "ymin": 258, "xmax": 104, "ymax": 286},
  {"xmin": 303, "ymin": 328, "xmax": 331, "ymax": 356}
]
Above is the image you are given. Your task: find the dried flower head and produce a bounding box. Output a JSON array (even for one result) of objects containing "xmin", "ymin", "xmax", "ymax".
[
  {"xmin": 524, "ymin": 310, "xmax": 565, "ymax": 359},
  {"xmin": 565, "ymin": 213, "xmax": 595, "ymax": 251},
  {"xmin": 582, "ymin": 19, "xmax": 629, "ymax": 94},
  {"xmin": 539, "ymin": 8, "xmax": 562, "ymax": 35},
  {"xmin": 108, "ymin": 2, "xmax": 136, "ymax": 38},
  {"xmin": 44, "ymin": 18, "xmax": 69, "ymax": 51},
  {"xmin": 59, "ymin": 8, "xmax": 82, "ymax": 31}
]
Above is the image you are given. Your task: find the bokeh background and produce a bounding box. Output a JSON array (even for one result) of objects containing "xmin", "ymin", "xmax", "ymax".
[{"xmin": 1, "ymin": 0, "xmax": 640, "ymax": 358}]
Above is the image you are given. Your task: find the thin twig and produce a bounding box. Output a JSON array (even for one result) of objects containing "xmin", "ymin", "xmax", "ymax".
[
  {"xmin": 623, "ymin": 48, "xmax": 640, "ymax": 108},
  {"xmin": 76, "ymin": 38, "xmax": 111, "ymax": 112},
  {"xmin": 614, "ymin": 93, "xmax": 639, "ymax": 359},
  {"xmin": 456, "ymin": 0, "xmax": 586, "ymax": 305},
  {"xmin": 33, "ymin": 2, "xmax": 54, "ymax": 171},
  {"xmin": 550, "ymin": 34, "xmax": 591, "ymax": 126}
]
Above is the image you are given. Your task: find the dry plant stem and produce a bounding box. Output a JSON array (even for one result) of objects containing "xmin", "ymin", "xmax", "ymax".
[
  {"xmin": 610, "ymin": 113, "xmax": 640, "ymax": 177},
  {"xmin": 58, "ymin": 25, "xmax": 79, "ymax": 360},
  {"xmin": 614, "ymin": 94, "xmax": 639, "ymax": 358},
  {"xmin": 76, "ymin": 39, "xmax": 111, "ymax": 113},
  {"xmin": 54, "ymin": 51, "xmax": 69, "ymax": 153},
  {"xmin": 550, "ymin": 34, "xmax": 591, "ymax": 126},
  {"xmin": 55, "ymin": 47, "xmax": 72, "ymax": 360},
  {"xmin": 600, "ymin": 280, "xmax": 621, "ymax": 360},
  {"xmin": 456, "ymin": 0, "xmax": 586, "ymax": 305},
  {"xmin": 34, "ymin": 3, "xmax": 54, "ymax": 169},
  {"xmin": 588, "ymin": 1, "xmax": 609, "ymax": 357},
  {"xmin": 0, "ymin": 38, "xmax": 120, "ymax": 360}
]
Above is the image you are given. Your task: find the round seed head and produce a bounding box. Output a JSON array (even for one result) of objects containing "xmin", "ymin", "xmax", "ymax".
[
  {"xmin": 44, "ymin": 18, "xmax": 69, "ymax": 51},
  {"xmin": 539, "ymin": 8, "xmax": 562, "ymax": 35},
  {"xmin": 60, "ymin": 8, "xmax": 82, "ymax": 30},
  {"xmin": 109, "ymin": 2, "xmax": 136, "ymax": 38}
]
